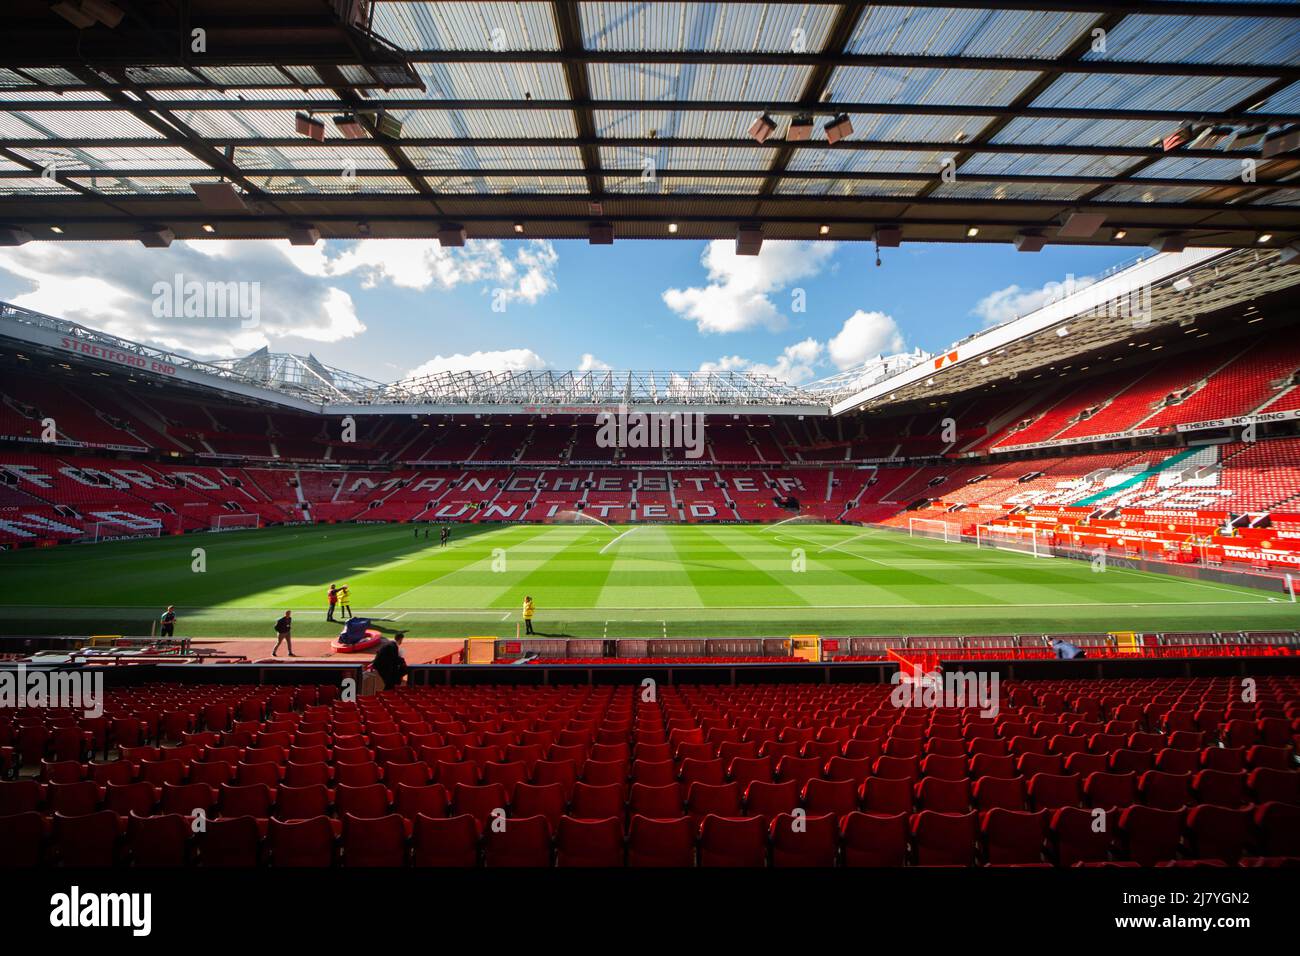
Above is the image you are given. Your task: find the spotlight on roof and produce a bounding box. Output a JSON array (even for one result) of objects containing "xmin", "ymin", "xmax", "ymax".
[
  {"xmin": 1056, "ymin": 326, "xmax": 1070, "ymax": 337},
  {"xmin": 1262, "ymin": 125, "xmax": 1300, "ymax": 158},
  {"xmin": 201, "ymin": 223, "xmax": 216, "ymax": 234},
  {"xmin": 50, "ymin": 225, "xmax": 64, "ymax": 234},
  {"xmin": 0, "ymin": 227, "xmax": 33, "ymax": 246},
  {"xmin": 333, "ymin": 114, "xmax": 367, "ymax": 140},
  {"xmin": 588, "ymin": 221, "xmax": 614, "ymax": 245},
  {"xmin": 873, "ymin": 225, "xmax": 902, "ymax": 247},
  {"xmin": 1057, "ymin": 211, "xmax": 1106, "ymax": 239},
  {"xmin": 1172, "ymin": 276, "xmax": 1194, "ymax": 292},
  {"xmin": 1112, "ymin": 228, "xmax": 1129, "ymax": 241},
  {"xmin": 965, "ymin": 226, "xmax": 979, "ymax": 238},
  {"xmin": 52, "ymin": 0, "xmax": 123, "ymax": 28},
  {"xmin": 748, "ymin": 114, "xmax": 777, "ymax": 144},
  {"xmin": 137, "ymin": 226, "xmax": 175, "ymax": 248},
  {"xmin": 50, "ymin": 1, "xmax": 96, "ymax": 28},
  {"xmin": 294, "ymin": 112, "xmax": 326, "ymax": 142},
  {"xmin": 786, "ymin": 114, "xmax": 814, "ymax": 142},
  {"xmin": 736, "ymin": 225, "xmax": 763, "ymax": 256},
  {"xmin": 375, "ymin": 112, "xmax": 403, "ymax": 140},
  {"xmin": 287, "ymin": 223, "xmax": 321, "ymax": 246},
  {"xmin": 438, "ymin": 223, "xmax": 466, "ymax": 247},
  {"xmin": 78, "ymin": 0, "xmax": 124, "ymax": 26},
  {"xmin": 1257, "ymin": 232, "xmax": 1274, "ymax": 244},
  {"xmin": 1227, "ymin": 125, "xmax": 1268, "ymax": 150},
  {"xmin": 1013, "ymin": 230, "xmax": 1046, "ymax": 252},
  {"xmin": 824, "ymin": 113, "xmax": 854, "ymax": 145},
  {"xmin": 190, "ymin": 181, "xmax": 248, "ymax": 212},
  {"xmin": 1162, "ymin": 124, "xmax": 1195, "ymax": 152},
  {"xmin": 1150, "ymin": 233, "xmax": 1187, "ymax": 254},
  {"xmin": 513, "ymin": 222, "xmax": 525, "ymax": 234},
  {"xmin": 819, "ymin": 224, "xmax": 830, "ymax": 236},
  {"xmin": 668, "ymin": 222, "xmax": 678, "ymax": 234}
]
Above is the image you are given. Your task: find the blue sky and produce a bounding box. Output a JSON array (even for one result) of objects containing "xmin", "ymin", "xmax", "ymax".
[{"xmin": 0, "ymin": 236, "xmax": 1139, "ymax": 385}]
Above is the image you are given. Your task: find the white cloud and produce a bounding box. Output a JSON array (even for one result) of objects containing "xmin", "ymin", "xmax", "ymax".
[
  {"xmin": 404, "ymin": 348, "xmax": 546, "ymax": 379},
  {"xmin": 324, "ymin": 238, "xmax": 558, "ymax": 304},
  {"xmin": 663, "ymin": 240, "xmax": 834, "ymax": 334},
  {"xmin": 700, "ymin": 338, "xmax": 825, "ymax": 385},
  {"xmin": 0, "ymin": 236, "xmax": 560, "ymax": 362},
  {"xmin": 827, "ymin": 310, "xmax": 905, "ymax": 370},
  {"xmin": 972, "ymin": 273, "xmax": 1098, "ymax": 327},
  {"xmin": 578, "ymin": 353, "xmax": 611, "ymax": 372},
  {"xmin": 0, "ymin": 240, "xmax": 364, "ymax": 360}
]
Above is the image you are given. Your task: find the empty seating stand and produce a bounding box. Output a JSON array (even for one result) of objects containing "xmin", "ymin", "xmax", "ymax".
[{"xmin": 1, "ymin": 675, "xmax": 1296, "ymax": 867}]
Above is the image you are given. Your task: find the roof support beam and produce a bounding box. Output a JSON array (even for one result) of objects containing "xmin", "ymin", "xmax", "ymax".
[
  {"xmin": 551, "ymin": 1, "xmax": 603, "ymax": 198},
  {"xmin": 0, "ymin": 136, "xmax": 1276, "ymax": 162},
  {"xmin": 16, "ymin": 167, "xmax": 1297, "ymax": 192},
  {"xmin": 7, "ymin": 98, "xmax": 1294, "ymax": 124}
]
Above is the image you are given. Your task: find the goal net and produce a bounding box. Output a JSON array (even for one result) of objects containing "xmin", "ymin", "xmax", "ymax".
[
  {"xmin": 976, "ymin": 523, "xmax": 1054, "ymax": 558},
  {"xmin": 213, "ymin": 513, "xmax": 261, "ymax": 532},
  {"xmin": 908, "ymin": 517, "xmax": 955, "ymax": 542},
  {"xmin": 81, "ymin": 519, "xmax": 164, "ymax": 544}
]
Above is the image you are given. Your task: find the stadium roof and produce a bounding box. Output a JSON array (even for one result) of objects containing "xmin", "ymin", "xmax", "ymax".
[{"xmin": 1, "ymin": 1, "xmax": 1299, "ymax": 249}]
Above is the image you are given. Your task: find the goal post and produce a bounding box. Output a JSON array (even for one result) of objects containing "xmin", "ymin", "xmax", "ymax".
[
  {"xmin": 82, "ymin": 520, "xmax": 164, "ymax": 544},
  {"xmin": 908, "ymin": 517, "xmax": 954, "ymax": 542},
  {"xmin": 213, "ymin": 513, "xmax": 261, "ymax": 532},
  {"xmin": 976, "ymin": 523, "xmax": 1053, "ymax": 558}
]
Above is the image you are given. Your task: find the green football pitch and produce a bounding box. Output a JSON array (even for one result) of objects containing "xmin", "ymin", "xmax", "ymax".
[{"xmin": 0, "ymin": 521, "xmax": 1294, "ymax": 640}]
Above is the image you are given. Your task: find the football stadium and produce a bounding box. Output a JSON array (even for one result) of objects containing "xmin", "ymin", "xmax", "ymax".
[{"xmin": 1, "ymin": 0, "xmax": 1299, "ymax": 934}]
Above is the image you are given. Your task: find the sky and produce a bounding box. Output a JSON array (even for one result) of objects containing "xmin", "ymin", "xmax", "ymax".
[{"xmin": 0, "ymin": 236, "xmax": 1141, "ymax": 386}]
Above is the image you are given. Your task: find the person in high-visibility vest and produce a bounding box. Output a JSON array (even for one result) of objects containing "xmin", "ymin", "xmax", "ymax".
[{"xmin": 522, "ymin": 596, "xmax": 535, "ymax": 635}]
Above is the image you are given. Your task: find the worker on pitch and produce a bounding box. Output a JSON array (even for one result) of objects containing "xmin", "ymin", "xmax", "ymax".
[{"xmin": 522, "ymin": 595, "xmax": 536, "ymax": 635}]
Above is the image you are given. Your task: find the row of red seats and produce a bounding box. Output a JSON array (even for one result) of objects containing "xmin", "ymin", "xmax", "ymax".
[{"xmin": 4, "ymin": 802, "xmax": 1296, "ymax": 867}]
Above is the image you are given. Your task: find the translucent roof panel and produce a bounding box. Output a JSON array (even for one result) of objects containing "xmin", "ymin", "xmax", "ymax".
[
  {"xmin": 579, "ymin": 2, "xmax": 839, "ymax": 53},
  {"xmin": 588, "ymin": 62, "xmax": 812, "ymax": 101},
  {"xmin": 396, "ymin": 109, "xmax": 577, "ymax": 139},
  {"xmin": 786, "ymin": 148, "xmax": 952, "ymax": 176},
  {"xmin": 85, "ymin": 175, "xmax": 226, "ymax": 195},
  {"xmin": 600, "ymin": 145, "xmax": 772, "ymax": 172},
  {"xmin": 826, "ymin": 66, "xmax": 1041, "ymax": 107},
  {"xmin": 640, "ymin": 176, "xmax": 767, "ymax": 194},
  {"xmin": 13, "ymin": 145, "xmax": 212, "ymax": 172},
  {"xmin": 958, "ymin": 150, "xmax": 1133, "ymax": 180},
  {"xmin": 1134, "ymin": 156, "xmax": 1260, "ymax": 180},
  {"xmin": 1080, "ymin": 14, "xmax": 1300, "ymax": 65},
  {"xmin": 372, "ymin": 61, "xmax": 570, "ymax": 100},
  {"xmin": 0, "ymin": 110, "xmax": 165, "ymax": 140},
  {"xmin": 845, "ymin": 6, "xmax": 1095, "ymax": 58},
  {"xmin": 403, "ymin": 145, "xmax": 586, "ymax": 171},
  {"xmin": 372, "ymin": 2, "xmax": 560, "ymax": 52},
  {"xmin": 253, "ymin": 175, "xmax": 419, "ymax": 195},
  {"xmin": 1029, "ymin": 73, "xmax": 1276, "ymax": 113},
  {"xmin": 594, "ymin": 108, "xmax": 764, "ymax": 139},
  {"xmin": 0, "ymin": 174, "xmax": 78, "ymax": 196},
  {"xmin": 775, "ymin": 177, "xmax": 927, "ymax": 198},
  {"xmin": 424, "ymin": 175, "xmax": 586, "ymax": 194},
  {"xmin": 235, "ymin": 146, "xmax": 398, "ymax": 172},
  {"xmin": 930, "ymin": 179, "xmax": 1099, "ymax": 202}
]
